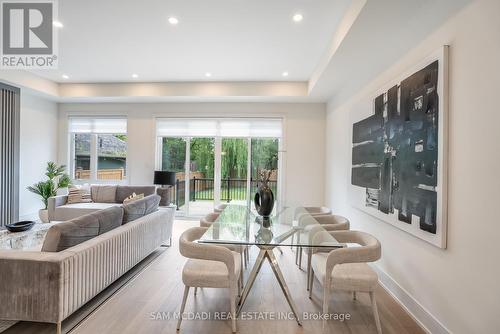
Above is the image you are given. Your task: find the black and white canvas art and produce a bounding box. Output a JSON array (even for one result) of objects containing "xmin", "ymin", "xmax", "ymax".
[{"xmin": 349, "ymin": 46, "xmax": 448, "ymax": 248}]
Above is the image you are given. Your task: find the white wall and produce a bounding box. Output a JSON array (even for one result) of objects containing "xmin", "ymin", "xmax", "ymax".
[
  {"xmin": 57, "ymin": 102, "xmax": 326, "ymax": 207},
  {"xmin": 325, "ymin": 0, "xmax": 500, "ymax": 333},
  {"xmin": 19, "ymin": 92, "xmax": 58, "ymax": 220}
]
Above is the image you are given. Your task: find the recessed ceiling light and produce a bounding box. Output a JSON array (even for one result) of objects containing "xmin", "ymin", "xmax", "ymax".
[
  {"xmin": 131, "ymin": 73, "xmax": 139, "ymax": 79},
  {"xmin": 168, "ymin": 17, "xmax": 179, "ymax": 25},
  {"xmin": 205, "ymin": 72, "xmax": 212, "ymax": 77},
  {"xmin": 292, "ymin": 13, "xmax": 303, "ymax": 22},
  {"xmin": 282, "ymin": 71, "xmax": 289, "ymax": 77},
  {"xmin": 61, "ymin": 74, "xmax": 69, "ymax": 79},
  {"xmin": 53, "ymin": 21, "xmax": 63, "ymax": 28}
]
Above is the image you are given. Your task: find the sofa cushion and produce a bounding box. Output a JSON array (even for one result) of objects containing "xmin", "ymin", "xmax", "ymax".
[
  {"xmin": 122, "ymin": 194, "xmax": 160, "ymax": 224},
  {"xmin": 115, "ymin": 185, "xmax": 156, "ymax": 203},
  {"xmin": 42, "ymin": 206, "xmax": 124, "ymax": 252},
  {"xmin": 91, "ymin": 185, "xmax": 118, "ymax": 203},
  {"xmin": 53, "ymin": 202, "xmax": 119, "ymax": 221}
]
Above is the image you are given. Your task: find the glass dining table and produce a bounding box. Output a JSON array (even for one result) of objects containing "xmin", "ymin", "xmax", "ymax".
[{"xmin": 198, "ymin": 204, "xmax": 344, "ymax": 325}]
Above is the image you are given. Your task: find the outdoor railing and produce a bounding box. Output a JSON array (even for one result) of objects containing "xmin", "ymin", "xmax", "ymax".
[{"xmin": 171, "ymin": 177, "xmax": 277, "ymax": 209}]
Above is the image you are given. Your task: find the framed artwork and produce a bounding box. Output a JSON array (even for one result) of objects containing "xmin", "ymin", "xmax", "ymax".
[{"xmin": 349, "ymin": 46, "xmax": 448, "ymax": 248}]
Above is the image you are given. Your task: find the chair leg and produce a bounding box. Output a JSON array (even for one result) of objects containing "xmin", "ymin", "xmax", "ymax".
[
  {"xmin": 322, "ymin": 286, "xmax": 330, "ymax": 328},
  {"xmin": 308, "ymin": 268, "xmax": 314, "ymax": 299},
  {"xmin": 177, "ymin": 286, "xmax": 190, "ymax": 331},
  {"xmin": 298, "ymin": 247, "xmax": 303, "ymax": 269},
  {"xmin": 239, "ymin": 266, "xmax": 244, "ymax": 296},
  {"xmin": 55, "ymin": 322, "xmax": 61, "ymax": 334},
  {"xmin": 230, "ymin": 288, "xmax": 237, "ymax": 333},
  {"xmin": 306, "ymin": 250, "xmax": 311, "ymax": 290},
  {"xmin": 369, "ymin": 291, "xmax": 382, "ymax": 334}
]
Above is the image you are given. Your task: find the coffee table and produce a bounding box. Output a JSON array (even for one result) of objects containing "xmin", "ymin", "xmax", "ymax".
[{"xmin": 0, "ymin": 222, "xmax": 62, "ymax": 251}]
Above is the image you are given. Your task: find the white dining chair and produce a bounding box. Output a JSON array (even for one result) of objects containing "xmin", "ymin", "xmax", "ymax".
[
  {"xmin": 309, "ymin": 230, "xmax": 382, "ymax": 334},
  {"xmin": 292, "ymin": 206, "xmax": 332, "ymax": 247},
  {"xmin": 302, "ymin": 215, "xmax": 350, "ymax": 290},
  {"xmin": 200, "ymin": 211, "xmax": 249, "ymax": 271},
  {"xmin": 304, "ymin": 206, "xmax": 332, "ymax": 216},
  {"xmin": 177, "ymin": 227, "xmax": 242, "ymax": 333},
  {"xmin": 200, "ymin": 212, "xmax": 220, "ymax": 227},
  {"xmin": 214, "ymin": 203, "xmax": 228, "ymax": 213}
]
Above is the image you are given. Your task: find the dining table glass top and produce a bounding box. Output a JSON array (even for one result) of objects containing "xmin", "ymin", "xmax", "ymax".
[{"xmin": 198, "ymin": 204, "xmax": 343, "ymax": 248}]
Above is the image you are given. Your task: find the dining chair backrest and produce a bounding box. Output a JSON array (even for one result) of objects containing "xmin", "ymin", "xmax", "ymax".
[
  {"xmin": 214, "ymin": 204, "xmax": 228, "ymax": 213},
  {"xmin": 200, "ymin": 212, "xmax": 220, "ymax": 227},
  {"xmin": 315, "ymin": 215, "xmax": 350, "ymax": 230},
  {"xmin": 305, "ymin": 206, "xmax": 332, "ymax": 216},
  {"xmin": 313, "ymin": 231, "xmax": 381, "ymax": 273}
]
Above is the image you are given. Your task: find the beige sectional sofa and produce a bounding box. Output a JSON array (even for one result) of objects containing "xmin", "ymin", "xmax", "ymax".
[
  {"xmin": 0, "ymin": 195, "xmax": 174, "ymax": 333},
  {"xmin": 48, "ymin": 185, "xmax": 156, "ymax": 221}
]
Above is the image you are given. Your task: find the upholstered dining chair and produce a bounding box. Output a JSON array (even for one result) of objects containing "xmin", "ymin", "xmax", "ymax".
[
  {"xmin": 200, "ymin": 211, "xmax": 249, "ymax": 270},
  {"xmin": 292, "ymin": 206, "xmax": 333, "ymax": 246},
  {"xmin": 294, "ymin": 211, "xmax": 342, "ymax": 268},
  {"xmin": 304, "ymin": 206, "xmax": 333, "ymax": 216},
  {"xmin": 177, "ymin": 227, "xmax": 242, "ymax": 333},
  {"xmin": 302, "ymin": 215, "xmax": 350, "ymax": 290},
  {"xmin": 309, "ymin": 230, "xmax": 382, "ymax": 334},
  {"xmin": 200, "ymin": 212, "xmax": 220, "ymax": 227},
  {"xmin": 214, "ymin": 203, "xmax": 228, "ymax": 213}
]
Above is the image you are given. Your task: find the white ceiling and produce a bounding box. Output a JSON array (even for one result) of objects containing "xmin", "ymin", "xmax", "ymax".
[
  {"xmin": 11, "ymin": 0, "xmax": 472, "ymax": 103},
  {"xmin": 33, "ymin": 0, "xmax": 352, "ymax": 83}
]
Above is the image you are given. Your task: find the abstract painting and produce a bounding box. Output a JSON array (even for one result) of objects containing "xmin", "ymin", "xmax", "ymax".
[{"xmin": 350, "ymin": 46, "xmax": 448, "ymax": 248}]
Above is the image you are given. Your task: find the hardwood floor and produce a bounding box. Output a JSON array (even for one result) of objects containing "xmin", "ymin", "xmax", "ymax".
[{"xmin": 6, "ymin": 221, "xmax": 425, "ymax": 334}]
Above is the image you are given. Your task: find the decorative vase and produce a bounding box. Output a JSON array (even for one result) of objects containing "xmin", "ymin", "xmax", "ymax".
[
  {"xmin": 254, "ymin": 169, "xmax": 275, "ymax": 218},
  {"xmin": 38, "ymin": 209, "xmax": 49, "ymax": 223}
]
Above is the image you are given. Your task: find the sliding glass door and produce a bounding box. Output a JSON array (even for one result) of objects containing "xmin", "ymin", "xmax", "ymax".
[
  {"xmin": 189, "ymin": 138, "xmax": 215, "ymax": 216},
  {"xmin": 157, "ymin": 118, "xmax": 282, "ymax": 217},
  {"xmin": 251, "ymin": 138, "xmax": 279, "ymax": 213},
  {"xmin": 160, "ymin": 137, "xmax": 187, "ymax": 215},
  {"xmin": 221, "ymin": 138, "xmax": 248, "ymax": 205}
]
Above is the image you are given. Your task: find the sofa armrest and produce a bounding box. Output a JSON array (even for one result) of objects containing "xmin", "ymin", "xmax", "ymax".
[
  {"xmin": 48, "ymin": 195, "xmax": 68, "ymax": 221},
  {"xmin": 0, "ymin": 251, "xmax": 66, "ymax": 323}
]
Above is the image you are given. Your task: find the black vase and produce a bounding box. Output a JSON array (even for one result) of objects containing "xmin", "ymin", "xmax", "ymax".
[{"xmin": 254, "ymin": 184, "xmax": 274, "ymax": 218}]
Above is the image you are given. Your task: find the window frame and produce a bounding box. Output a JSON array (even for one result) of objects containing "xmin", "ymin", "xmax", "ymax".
[{"xmin": 69, "ymin": 117, "xmax": 128, "ymax": 185}]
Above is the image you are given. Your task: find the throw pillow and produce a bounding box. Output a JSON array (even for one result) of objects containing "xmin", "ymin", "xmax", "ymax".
[
  {"xmin": 123, "ymin": 192, "xmax": 145, "ymax": 204},
  {"xmin": 122, "ymin": 195, "xmax": 160, "ymax": 224},
  {"xmin": 67, "ymin": 186, "xmax": 92, "ymax": 204}
]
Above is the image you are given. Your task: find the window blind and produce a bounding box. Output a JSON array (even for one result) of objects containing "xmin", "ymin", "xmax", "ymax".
[
  {"xmin": 69, "ymin": 117, "xmax": 127, "ymax": 134},
  {"xmin": 156, "ymin": 118, "xmax": 282, "ymax": 138},
  {"xmin": 156, "ymin": 119, "xmax": 218, "ymax": 137}
]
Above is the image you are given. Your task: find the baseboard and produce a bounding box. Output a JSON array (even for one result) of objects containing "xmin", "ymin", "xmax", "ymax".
[{"xmin": 372, "ymin": 264, "xmax": 451, "ymax": 334}]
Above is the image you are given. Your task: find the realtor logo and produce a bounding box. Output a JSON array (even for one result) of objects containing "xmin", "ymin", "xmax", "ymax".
[{"xmin": 1, "ymin": 0, "xmax": 58, "ymax": 68}]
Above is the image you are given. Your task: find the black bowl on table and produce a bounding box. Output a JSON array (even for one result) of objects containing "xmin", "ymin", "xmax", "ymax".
[{"xmin": 5, "ymin": 221, "xmax": 36, "ymax": 233}]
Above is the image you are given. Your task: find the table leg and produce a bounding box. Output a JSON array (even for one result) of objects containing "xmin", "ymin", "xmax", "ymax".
[
  {"xmin": 237, "ymin": 249, "xmax": 266, "ymax": 314},
  {"xmin": 266, "ymin": 250, "xmax": 302, "ymax": 326}
]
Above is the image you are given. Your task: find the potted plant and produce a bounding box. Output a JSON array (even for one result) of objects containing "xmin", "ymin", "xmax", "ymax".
[{"xmin": 27, "ymin": 162, "xmax": 71, "ymax": 223}]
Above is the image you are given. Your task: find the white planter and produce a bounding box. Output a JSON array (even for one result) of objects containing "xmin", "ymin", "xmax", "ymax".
[{"xmin": 38, "ymin": 209, "xmax": 49, "ymax": 223}]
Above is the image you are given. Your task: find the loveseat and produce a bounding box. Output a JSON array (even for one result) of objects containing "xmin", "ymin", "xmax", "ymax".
[
  {"xmin": 0, "ymin": 195, "xmax": 174, "ymax": 334},
  {"xmin": 48, "ymin": 185, "xmax": 156, "ymax": 221}
]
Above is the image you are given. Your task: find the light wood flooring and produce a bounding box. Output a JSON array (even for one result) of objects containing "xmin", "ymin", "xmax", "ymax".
[{"xmin": 6, "ymin": 221, "xmax": 425, "ymax": 334}]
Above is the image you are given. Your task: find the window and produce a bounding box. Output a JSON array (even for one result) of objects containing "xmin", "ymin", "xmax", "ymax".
[
  {"xmin": 69, "ymin": 117, "xmax": 127, "ymax": 182},
  {"xmin": 156, "ymin": 118, "xmax": 283, "ymax": 216}
]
